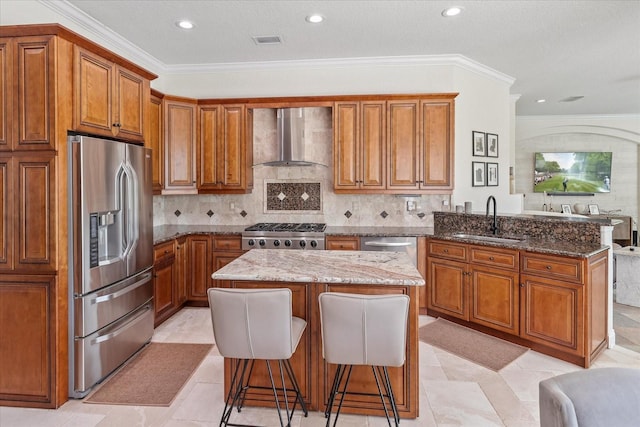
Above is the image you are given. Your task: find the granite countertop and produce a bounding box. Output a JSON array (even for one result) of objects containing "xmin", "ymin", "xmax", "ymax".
[
  {"xmin": 325, "ymin": 226, "xmax": 434, "ymax": 237},
  {"xmin": 211, "ymin": 249, "xmax": 425, "ymax": 286},
  {"xmin": 153, "ymin": 224, "xmax": 246, "ymax": 244},
  {"xmin": 432, "ymin": 232, "xmax": 608, "ymax": 258}
]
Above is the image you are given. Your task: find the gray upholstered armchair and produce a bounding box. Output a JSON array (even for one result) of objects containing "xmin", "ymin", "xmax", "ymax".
[{"xmin": 539, "ymin": 367, "xmax": 640, "ymax": 427}]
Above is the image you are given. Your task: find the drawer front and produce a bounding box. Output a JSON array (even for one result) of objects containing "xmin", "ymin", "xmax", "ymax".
[
  {"xmin": 428, "ymin": 240, "xmax": 467, "ymax": 261},
  {"xmin": 470, "ymin": 246, "xmax": 518, "ymax": 270},
  {"xmin": 153, "ymin": 241, "xmax": 175, "ymax": 262},
  {"xmin": 326, "ymin": 237, "xmax": 359, "ymax": 251},
  {"xmin": 521, "ymin": 253, "xmax": 582, "ymax": 283},
  {"xmin": 213, "ymin": 235, "xmax": 242, "ymax": 251}
]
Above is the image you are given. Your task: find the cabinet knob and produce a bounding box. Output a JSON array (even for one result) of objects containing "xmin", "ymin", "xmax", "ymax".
[
  {"xmin": 520, "ymin": 283, "xmax": 525, "ymax": 287},
  {"xmin": 489, "ymin": 256, "xmax": 495, "ymax": 261},
  {"xmin": 112, "ymin": 122, "xmax": 121, "ymax": 128},
  {"xmin": 546, "ymin": 265, "xmax": 552, "ymax": 270},
  {"xmin": 164, "ymin": 249, "xmax": 169, "ymax": 254},
  {"xmin": 443, "ymin": 249, "xmax": 449, "ymax": 253}
]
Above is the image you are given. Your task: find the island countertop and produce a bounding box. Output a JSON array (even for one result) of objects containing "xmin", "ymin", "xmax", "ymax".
[{"xmin": 211, "ymin": 249, "xmax": 425, "ymax": 286}]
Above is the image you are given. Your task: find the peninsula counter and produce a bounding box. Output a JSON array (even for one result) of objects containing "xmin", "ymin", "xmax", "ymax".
[{"xmin": 211, "ymin": 249, "xmax": 425, "ymax": 419}]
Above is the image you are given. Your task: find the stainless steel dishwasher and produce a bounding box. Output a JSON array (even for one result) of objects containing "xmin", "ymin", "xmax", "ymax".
[{"xmin": 359, "ymin": 236, "xmax": 418, "ymax": 266}]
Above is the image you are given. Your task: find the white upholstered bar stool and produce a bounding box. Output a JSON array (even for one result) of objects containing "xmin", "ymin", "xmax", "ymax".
[
  {"xmin": 207, "ymin": 287, "xmax": 308, "ymax": 427},
  {"xmin": 318, "ymin": 292, "xmax": 410, "ymax": 427}
]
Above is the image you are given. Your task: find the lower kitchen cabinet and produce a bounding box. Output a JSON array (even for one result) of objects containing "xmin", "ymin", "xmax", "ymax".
[
  {"xmin": 325, "ymin": 235, "xmax": 360, "ymax": 250},
  {"xmin": 186, "ymin": 234, "xmax": 212, "ymax": 303},
  {"xmin": 426, "ymin": 238, "xmax": 608, "ymax": 367},
  {"xmin": 175, "ymin": 236, "xmax": 188, "ymax": 305},
  {"xmin": 0, "ymin": 274, "xmax": 56, "ymax": 406},
  {"xmin": 153, "ymin": 240, "xmax": 177, "ymax": 327}
]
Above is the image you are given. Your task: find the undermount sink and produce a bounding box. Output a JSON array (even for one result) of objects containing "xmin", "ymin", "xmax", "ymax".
[{"xmin": 452, "ymin": 233, "xmax": 525, "ymax": 244}]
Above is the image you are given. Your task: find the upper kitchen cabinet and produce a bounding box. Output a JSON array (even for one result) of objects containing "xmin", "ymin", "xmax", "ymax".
[
  {"xmin": 148, "ymin": 90, "xmax": 164, "ymax": 194},
  {"xmin": 0, "ymin": 36, "xmax": 58, "ymax": 152},
  {"xmin": 163, "ymin": 96, "xmax": 197, "ymax": 194},
  {"xmin": 73, "ymin": 46, "xmax": 150, "ymax": 143},
  {"xmin": 333, "ymin": 94, "xmax": 456, "ymax": 194},
  {"xmin": 333, "ymin": 101, "xmax": 386, "ymax": 191},
  {"xmin": 197, "ymin": 103, "xmax": 253, "ymax": 194}
]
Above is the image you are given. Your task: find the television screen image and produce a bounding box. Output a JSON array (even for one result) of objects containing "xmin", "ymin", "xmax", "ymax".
[{"xmin": 533, "ymin": 152, "xmax": 612, "ymax": 193}]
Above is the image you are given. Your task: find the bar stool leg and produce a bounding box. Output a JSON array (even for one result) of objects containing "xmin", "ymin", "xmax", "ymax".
[
  {"xmin": 382, "ymin": 366, "xmax": 400, "ymax": 425},
  {"xmin": 220, "ymin": 359, "xmax": 250, "ymax": 426},
  {"xmin": 327, "ymin": 365, "xmax": 353, "ymax": 427},
  {"xmin": 283, "ymin": 359, "xmax": 308, "ymax": 417},
  {"xmin": 236, "ymin": 359, "xmax": 255, "ymax": 412},
  {"xmin": 372, "ymin": 365, "xmax": 394, "ymax": 427}
]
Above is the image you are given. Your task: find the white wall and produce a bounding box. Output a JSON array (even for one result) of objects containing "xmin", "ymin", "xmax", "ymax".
[{"xmin": 515, "ymin": 115, "xmax": 640, "ymax": 231}]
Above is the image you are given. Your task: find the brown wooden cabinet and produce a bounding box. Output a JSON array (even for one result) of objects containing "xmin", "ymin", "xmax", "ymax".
[
  {"xmin": 333, "ymin": 101, "xmax": 386, "ymax": 191},
  {"xmin": 325, "ymin": 235, "xmax": 360, "ymax": 250},
  {"xmin": 197, "ymin": 104, "xmax": 253, "ymax": 194},
  {"xmin": 175, "ymin": 236, "xmax": 188, "ymax": 305},
  {"xmin": 153, "ymin": 240, "xmax": 177, "ymax": 327},
  {"xmin": 163, "ymin": 96, "xmax": 197, "ymax": 194},
  {"xmin": 520, "ymin": 251, "xmax": 608, "ymax": 367},
  {"xmin": 0, "ymin": 274, "xmax": 56, "ymax": 404},
  {"xmin": 427, "ymin": 238, "xmax": 608, "ymax": 367},
  {"xmin": 333, "ymin": 95, "xmax": 455, "ymax": 194},
  {"xmin": 74, "ymin": 46, "xmax": 148, "ymax": 142},
  {"xmin": 148, "ymin": 90, "xmax": 163, "ymax": 194},
  {"xmin": 187, "ymin": 234, "xmax": 213, "ymax": 303}
]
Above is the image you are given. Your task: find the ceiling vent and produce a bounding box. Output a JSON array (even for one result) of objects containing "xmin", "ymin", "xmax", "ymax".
[
  {"xmin": 252, "ymin": 35, "xmax": 283, "ymax": 45},
  {"xmin": 559, "ymin": 96, "xmax": 585, "ymax": 103}
]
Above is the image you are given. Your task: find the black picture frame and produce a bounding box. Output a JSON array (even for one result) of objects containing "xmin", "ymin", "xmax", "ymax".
[
  {"xmin": 486, "ymin": 133, "xmax": 498, "ymax": 157},
  {"xmin": 472, "ymin": 161, "xmax": 485, "ymax": 187},
  {"xmin": 472, "ymin": 131, "xmax": 486, "ymax": 156},
  {"xmin": 486, "ymin": 162, "xmax": 499, "ymax": 186}
]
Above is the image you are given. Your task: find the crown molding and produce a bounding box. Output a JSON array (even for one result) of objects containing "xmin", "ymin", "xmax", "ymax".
[{"xmin": 42, "ymin": 1, "xmax": 514, "ymax": 86}]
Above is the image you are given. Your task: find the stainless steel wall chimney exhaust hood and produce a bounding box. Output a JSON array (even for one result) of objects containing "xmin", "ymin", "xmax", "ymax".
[{"xmin": 263, "ymin": 108, "xmax": 316, "ymax": 166}]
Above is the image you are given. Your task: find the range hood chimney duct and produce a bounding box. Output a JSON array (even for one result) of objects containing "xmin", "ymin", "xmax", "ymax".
[{"xmin": 263, "ymin": 108, "xmax": 315, "ymax": 166}]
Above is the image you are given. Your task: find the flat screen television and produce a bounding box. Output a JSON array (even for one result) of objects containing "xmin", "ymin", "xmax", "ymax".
[{"xmin": 533, "ymin": 152, "xmax": 612, "ymax": 193}]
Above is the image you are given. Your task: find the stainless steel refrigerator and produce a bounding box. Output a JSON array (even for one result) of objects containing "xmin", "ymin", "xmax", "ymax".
[{"xmin": 68, "ymin": 134, "xmax": 154, "ymax": 398}]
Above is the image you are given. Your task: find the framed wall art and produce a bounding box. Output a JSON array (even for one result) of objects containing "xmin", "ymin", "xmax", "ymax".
[
  {"xmin": 486, "ymin": 162, "xmax": 499, "ymax": 186},
  {"xmin": 486, "ymin": 133, "xmax": 498, "ymax": 157},
  {"xmin": 472, "ymin": 131, "xmax": 486, "ymax": 156},
  {"xmin": 472, "ymin": 161, "xmax": 485, "ymax": 187}
]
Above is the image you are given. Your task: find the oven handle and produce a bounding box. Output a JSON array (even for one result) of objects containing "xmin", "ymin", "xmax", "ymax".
[
  {"xmin": 91, "ymin": 272, "xmax": 152, "ymax": 304},
  {"xmin": 363, "ymin": 241, "xmax": 414, "ymax": 248}
]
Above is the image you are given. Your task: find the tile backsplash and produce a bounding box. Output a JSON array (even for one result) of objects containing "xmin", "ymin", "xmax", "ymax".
[{"xmin": 154, "ymin": 107, "xmax": 450, "ymax": 227}]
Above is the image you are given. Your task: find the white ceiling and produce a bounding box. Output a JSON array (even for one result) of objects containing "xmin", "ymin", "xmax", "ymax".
[{"xmin": 62, "ymin": 0, "xmax": 640, "ymax": 116}]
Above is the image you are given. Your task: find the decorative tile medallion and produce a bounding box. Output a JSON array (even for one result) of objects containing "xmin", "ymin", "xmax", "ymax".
[
  {"xmin": 344, "ymin": 210, "xmax": 352, "ymax": 218},
  {"xmin": 265, "ymin": 181, "xmax": 322, "ymax": 212},
  {"xmin": 206, "ymin": 210, "xmax": 214, "ymax": 217},
  {"xmin": 174, "ymin": 209, "xmax": 182, "ymax": 217},
  {"xmin": 380, "ymin": 210, "xmax": 388, "ymax": 219},
  {"xmin": 240, "ymin": 210, "xmax": 247, "ymax": 217}
]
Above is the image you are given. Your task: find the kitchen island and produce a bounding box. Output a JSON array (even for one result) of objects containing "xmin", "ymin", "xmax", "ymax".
[{"xmin": 211, "ymin": 249, "xmax": 425, "ymax": 419}]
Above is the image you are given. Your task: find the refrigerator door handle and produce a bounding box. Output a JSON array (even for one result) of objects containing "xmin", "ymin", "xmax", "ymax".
[
  {"xmin": 91, "ymin": 272, "xmax": 152, "ymax": 304},
  {"xmin": 117, "ymin": 164, "xmax": 130, "ymax": 256},
  {"xmin": 121, "ymin": 162, "xmax": 139, "ymax": 260}
]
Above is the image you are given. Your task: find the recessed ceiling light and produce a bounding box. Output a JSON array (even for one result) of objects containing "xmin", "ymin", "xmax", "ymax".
[
  {"xmin": 176, "ymin": 20, "xmax": 195, "ymax": 30},
  {"xmin": 536, "ymin": 99, "xmax": 547, "ymax": 103},
  {"xmin": 441, "ymin": 7, "xmax": 462, "ymax": 17},
  {"xmin": 306, "ymin": 14, "xmax": 324, "ymax": 23}
]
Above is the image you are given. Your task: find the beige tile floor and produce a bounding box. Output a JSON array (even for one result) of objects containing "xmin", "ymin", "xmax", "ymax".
[{"xmin": 2, "ymin": 307, "xmax": 640, "ymax": 427}]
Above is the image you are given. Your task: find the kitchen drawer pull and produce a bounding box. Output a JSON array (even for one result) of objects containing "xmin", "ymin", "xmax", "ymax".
[
  {"xmin": 364, "ymin": 241, "xmax": 413, "ymax": 247},
  {"xmin": 443, "ymin": 249, "xmax": 449, "ymax": 253}
]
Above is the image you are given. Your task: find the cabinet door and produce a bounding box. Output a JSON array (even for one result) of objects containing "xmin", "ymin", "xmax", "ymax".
[
  {"xmin": 361, "ymin": 101, "xmax": 386, "ymax": 188},
  {"xmin": 148, "ymin": 92, "xmax": 163, "ymax": 194},
  {"xmin": 197, "ymin": 105, "xmax": 220, "ymax": 190},
  {"xmin": 325, "ymin": 236, "xmax": 360, "ymax": 250},
  {"xmin": 113, "ymin": 66, "xmax": 145, "ymax": 141},
  {"xmin": 520, "ymin": 274, "xmax": 583, "ymax": 354},
  {"xmin": 74, "ymin": 47, "xmax": 114, "ymax": 136},
  {"xmin": 333, "ymin": 102, "xmax": 359, "ymax": 189},
  {"xmin": 187, "ymin": 235, "xmax": 211, "ymax": 301},
  {"xmin": 219, "ymin": 105, "xmax": 245, "ymax": 189},
  {"xmin": 0, "ymin": 157, "xmax": 11, "ymax": 270},
  {"xmin": 0, "ymin": 275, "xmax": 55, "ymax": 403},
  {"xmin": 15, "ymin": 36, "xmax": 55, "ymax": 151},
  {"xmin": 470, "ymin": 265, "xmax": 519, "ymax": 334},
  {"xmin": 175, "ymin": 237, "xmax": 188, "ymax": 305},
  {"xmin": 164, "ymin": 98, "xmax": 197, "ymax": 193},
  {"xmin": 16, "ymin": 154, "xmax": 55, "ymax": 272},
  {"xmin": 420, "ymin": 101, "xmax": 452, "ymax": 189},
  {"xmin": 387, "ymin": 100, "xmax": 419, "ymax": 189},
  {"xmin": 427, "ymin": 257, "xmax": 468, "ymax": 320},
  {"xmin": 153, "ymin": 256, "xmax": 175, "ymax": 326},
  {"xmin": 0, "ymin": 38, "xmax": 12, "ymax": 151}
]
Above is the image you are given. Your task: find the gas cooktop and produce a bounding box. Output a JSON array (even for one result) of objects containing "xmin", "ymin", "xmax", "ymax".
[{"xmin": 244, "ymin": 223, "xmax": 326, "ymax": 233}]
